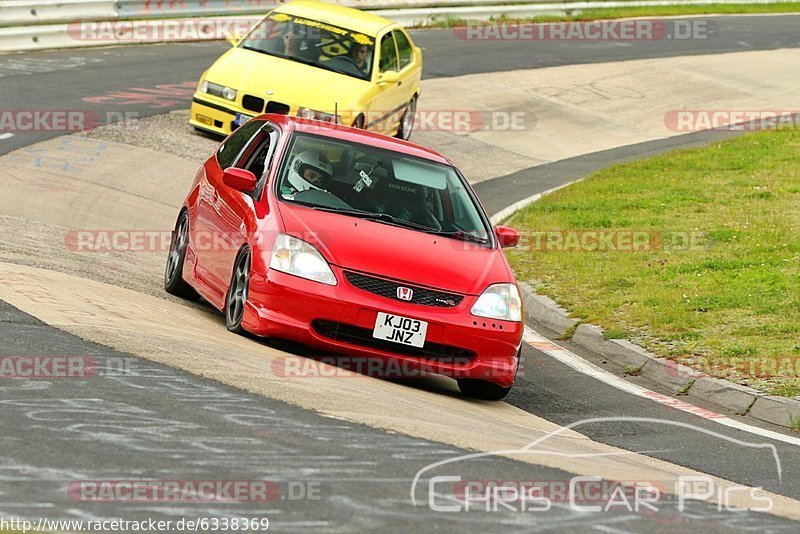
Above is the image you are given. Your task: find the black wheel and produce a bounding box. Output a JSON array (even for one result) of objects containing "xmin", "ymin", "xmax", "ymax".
[
  {"xmin": 395, "ymin": 96, "xmax": 417, "ymax": 141},
  {"xmin": 225, "ymin": 248, "xmax": 251, "ymax": 334},
  {"xmin": 457, "ymin": 378, "xmax": 512, "ymax": 401},
  {"xmin": 164, "ymin": 211, "xmax": 199, "ymax": 300},
  {"xmin": 458, "ymin": 348, "xmax": 519, "ymax": 400}
]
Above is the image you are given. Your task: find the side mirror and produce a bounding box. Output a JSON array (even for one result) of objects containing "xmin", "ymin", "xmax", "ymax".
[
  {"xmin": 226, "ymin": 31, "xmax": 242, "ymax": 47},
  {"xmin": 495, "ymin": 226, "xmax": 520, "ymax": 248},
  {"xmin": 222, "ymin": 167, "xmax": 257, "ymax": 192},
  {"xmin": 377, "ymin": 71, "xmax": 400, "ymax": 85}
]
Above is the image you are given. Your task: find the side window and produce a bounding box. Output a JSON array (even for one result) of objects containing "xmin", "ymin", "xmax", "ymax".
[
  {"xmin": 242, "ymin": 127, "xmax": 277, "ymax": 181},
  {"xmin": 216, "ymin": 120, "xmax": 263, "ymax": 169},
  {"xmin": 393, "ymin": 30, "xmax": 413, "ymax": 70},
  {"xmin": 379, "ymin": 33, "xmax": 398, "ymax": 73}
]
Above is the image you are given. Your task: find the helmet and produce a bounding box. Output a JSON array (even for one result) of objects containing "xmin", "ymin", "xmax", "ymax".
[{"xmin": 287, "ymin": 150, "xmax": 333, "ymax": 192}]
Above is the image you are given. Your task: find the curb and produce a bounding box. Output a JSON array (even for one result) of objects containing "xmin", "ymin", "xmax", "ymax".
[
  {"xmin": 518, "ymin": 281, "xmax": 577, "ymax": 337},
  {"xmin": 517, "ymin": 277, "xmax": 800, "ymax": 430},
  {"xmin": 487, "ymin": 126, "xmax": 800, "ymax": 430}
]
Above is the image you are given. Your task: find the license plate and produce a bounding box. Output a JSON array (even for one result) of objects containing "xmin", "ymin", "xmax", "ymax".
[
  {"xmin": 234, "ymin": 113, "xmax": 254, "ymax": 126},
  {"xmin": 373, "ymin": 312, "xmax": 427, "ymax": 348}
]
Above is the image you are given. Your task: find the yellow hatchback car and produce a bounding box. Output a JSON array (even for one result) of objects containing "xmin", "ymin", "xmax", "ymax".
[{"xmin": 190, "ymin": 0, "xmax": 422, "ymax": 139}]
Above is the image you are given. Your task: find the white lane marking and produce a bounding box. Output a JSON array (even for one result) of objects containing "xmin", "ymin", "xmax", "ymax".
[
  {"xmin": 0, "ymin": 133, "xmax": 14, "ymax": 140},
  {"xmin": 491, "ymin": 180, "xmax": 581, "ymax": 225},
  {"xmin": 523, "ymin": 327, "xmax": 800, "ymax": 448}
]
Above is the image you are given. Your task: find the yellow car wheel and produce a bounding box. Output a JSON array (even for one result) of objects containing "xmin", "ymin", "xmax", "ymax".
[{"xmin": 395, "ymin": 97, "xmax": 417, "ymax": 141}]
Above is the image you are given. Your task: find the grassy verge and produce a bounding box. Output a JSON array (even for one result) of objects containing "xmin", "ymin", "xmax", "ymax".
[
  {"xmin": 505, "ymin": 130, "xmax": 800, "ymax": 398},
  {"xmin": 425, "ymin": 3, "xmax": 800, "ymax": 27}
]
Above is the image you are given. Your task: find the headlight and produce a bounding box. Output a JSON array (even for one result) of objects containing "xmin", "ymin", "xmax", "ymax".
[
  {"xmin": 297, "ymin": 107, "xmax": 341, "ymax": 124},
  {"xmin": 222, "ymin": 86, "xmax": 237, "ymax": 101},
  {"xmin": 202, "ymin": 81, "xmax": 238, "ymax": 102},
  {"xmin": 471, "ymin": 284, "xmax": 522, "ymax": 322},
  {"xmin": 269, "ymin": 234, "xmax": 337, "ymax": 286}
]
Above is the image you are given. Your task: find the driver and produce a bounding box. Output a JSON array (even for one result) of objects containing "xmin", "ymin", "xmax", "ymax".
[
  {"xmin": 349, "ymin": 44, "xmax": 369, "ymax": 73},
  {"xmin": 285, "ymin": 150, "xmax": 334, "ymax": 193},
  {"xmin": 282, "ymin": 30, "xmax": 301, "ymax": 56}
]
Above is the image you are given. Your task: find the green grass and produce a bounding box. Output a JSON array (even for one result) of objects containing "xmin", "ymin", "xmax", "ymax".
[
  {"xmin": 623, "ymin": 364, "xmax": 644, "ymax": 376},
  {"xmin": 422, "ymin": 3, "xmax": 800, "ymax": 27},
  {"xmin": 789, "ymin": 412, "xmax": 800, "ymax": 432},
  {"xmin": 506, "ymin": 130, "xmax": 800, "ymax": 397}
]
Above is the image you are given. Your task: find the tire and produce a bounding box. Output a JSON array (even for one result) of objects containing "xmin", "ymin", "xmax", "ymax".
[
  {"xmin": 457, "ymin": 347, "xmax": 520, "ymax": 400},
  {"xmin": 395, "ymin": 96, "xmax": 417, "ymax": 141},
  {"xmin": 164, "ymin": 211, "xmax": 199, "ymax": 300},
  {"xmin": 457, "ymin": 378, "xmax": 512, "ymax": 401},
  {"xmin": 225, "ymin": 247, "xmax": 251, "ymax": 334}
]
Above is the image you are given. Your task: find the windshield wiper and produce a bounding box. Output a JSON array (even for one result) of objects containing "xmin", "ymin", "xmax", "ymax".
[
  {"xmin": 308, "ymin": 206, "xmax": 438, "ymax": 232},
  {"xmin": 430, "ymin": 230, "xmax": 489, "ymax": 244},
  {"xmin": 289, "ymin": 202, "xmax": 486, "ymax": 241},
  {"xmin": 242, "ymin": 44, "xmax": 272, "ymax": 56}
]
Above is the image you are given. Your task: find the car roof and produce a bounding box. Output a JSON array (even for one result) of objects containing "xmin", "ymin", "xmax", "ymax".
[
  {"xmin": 273, "ymin": 0, "xmax": 396, "ymax": 36},
  {"xmin": 259, "ymin": 114, "xmax": 451, "ymax": 165}
]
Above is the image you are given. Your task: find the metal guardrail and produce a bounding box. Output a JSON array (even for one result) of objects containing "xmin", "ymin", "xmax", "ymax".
[
  {"xmin": 0, "ymin": 1, "xmax": 117, "ymax": 27},
  {"xmin": 0, "ymin": 0, "xmax": 557, "ymax": 26},
  {"xmin": 0, "ymin": 0, "xmax": 790, "ymax": 52}
]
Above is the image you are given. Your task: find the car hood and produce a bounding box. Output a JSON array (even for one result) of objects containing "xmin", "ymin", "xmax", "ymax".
[
  {"xmin": 208, "ymin": 47, "xmax": 366, "ymax": 111},
  {"xmin": 278, "ymin": 203, "xmax": 513, "ymax": 295}
]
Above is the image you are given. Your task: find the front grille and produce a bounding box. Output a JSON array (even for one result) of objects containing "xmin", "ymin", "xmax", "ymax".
[
  {"xmin": 344, "ymin": 271, "xmax": 463, "ymax": 308},
  {"xmin": 242, "ymin": 95, "xmax": 265, "ymax": 113},
  {"xmin": 266, "ymin": 101, "xmax": 290, "ymax": 114},
  {"xmin": 312, "ymin": 320, "xmax": 475, "ymax": 361}
]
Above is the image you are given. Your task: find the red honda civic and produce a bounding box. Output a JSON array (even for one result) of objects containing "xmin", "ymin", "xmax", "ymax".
[{"xmin": 165, "ymin": 114, "xmax": 523, "ymax": 399}]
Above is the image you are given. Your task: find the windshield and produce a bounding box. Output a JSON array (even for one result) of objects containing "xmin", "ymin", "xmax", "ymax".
[
  {"xmin": 240, "ymin": 12, "xmax": 375, "ymax": 81},
  {"xmin": 276, "ymin": 133, "xmax": 491, "ymax": 244}
]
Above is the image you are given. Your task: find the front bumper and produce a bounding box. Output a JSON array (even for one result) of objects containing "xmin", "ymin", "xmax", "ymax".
[
  {"xmin": 242, "ymin": 266, "xmax": 522, "ymax": 387},
  {"xmin": 189, "ymin": 95, "xmax": 243, "ymax": 136},
  {"xmin": 189, "ymin": 93, "xmax": 355, "ymax": 136}
]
